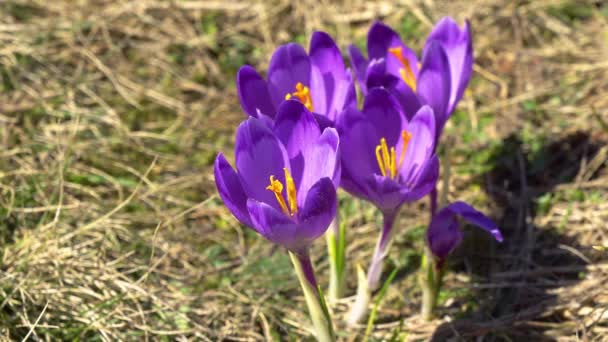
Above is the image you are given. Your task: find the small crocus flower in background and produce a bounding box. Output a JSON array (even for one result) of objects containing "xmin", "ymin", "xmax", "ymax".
[
  {"xmin": 336, "ymin": 88, "xmax": 440, "ymax": 323},
  {"xmin": 214, "ymin": 100, "xmax": 339, "ymax": 341},
  {"xmin": 237, "ymin": 31, "xmax": 357, "ymax": 129},
  {"xmin": 427, "ymin": 201, "xmax": 503, "ymax": 265},
  {"xmin": 418, "ymin": 201, "xmax": 503, "ymax": 320},
  {"xmin": 349, "ymin": 17, "xmax": 472, "ymax": 137}
]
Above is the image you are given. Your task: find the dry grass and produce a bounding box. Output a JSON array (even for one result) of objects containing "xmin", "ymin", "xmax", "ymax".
[{"xmin": 0, "ymin": 0, "xmax": 607, "ymax": 340}]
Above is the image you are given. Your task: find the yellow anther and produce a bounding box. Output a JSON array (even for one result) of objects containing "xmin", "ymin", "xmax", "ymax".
[
  {"xmin": 285, "ymin": 82, "xmax": 314, "ymax": 112},
  {"xmin": 380, "ymin": 138, "xmax": 390, "ymax": 171},
  {"xmin": 284, "ymin": 168, "xmax": 298, "ymax": 215},
  {"xmin": 390, "ymin": 146, "xmax": 397, "ymax": 179},
  {"xmin": 265, "ymin": 169, "xmax": 299, "ymax": 217},
  {"xmin": 375, "ymin": 145, "xmax": 386, "ymax": 176},
  {"xmin": 375, "ymin": 130, "xmax": 413, "ymax": 180},
  {"xmin": 388, "ymin": 47, "xmax": 417, "ymax": 92}
]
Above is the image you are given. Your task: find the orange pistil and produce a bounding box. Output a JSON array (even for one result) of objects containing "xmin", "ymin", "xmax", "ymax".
[
  {"xmin": 388, "ymin": 47, "xmax": 417, "ymax": 92},
  {"xmin": 266, "ymin": 168, "xmax": 298, "ymax": 216},
  {"xmin": 285, "ymin": 82, "xmax": 314, "ymax": 112}
]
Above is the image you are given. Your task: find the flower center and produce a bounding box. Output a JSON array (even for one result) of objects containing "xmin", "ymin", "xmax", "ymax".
[
  {"xmin": 388, "ymin": 47, "xmax": 417, "ymax": 92},
  {"xmin": 375, "ymin": 130, "xmax": 412, "ymax": 179},
  {"xmin": 266, "ymin": 167, "xmax": 298, "ymax": 216},
  {"xmin": 285, "ymin": 82, "xmax": 314, "ymax": 112}
]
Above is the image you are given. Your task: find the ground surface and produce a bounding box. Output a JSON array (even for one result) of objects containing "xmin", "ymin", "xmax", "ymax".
[{"xmin": 1, "ymin": 0, "xmax": 607, "ymax": 341}]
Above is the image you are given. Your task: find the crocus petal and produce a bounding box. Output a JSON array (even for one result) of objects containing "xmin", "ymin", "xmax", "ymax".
[
  {"xmin": 273, "ymin": 100, "xmax": 323, "ymax": 198},
  {"xmin": 400, "ymin": 155, "xmax": 439, "ymax": 202},
  {"xmin": 235, "ymin": 118, "xmax": 289, "ymax": 212},
  {"xmin": 364, "ymin": 174, "xmax": 407, "ymax": 213},
  {"xmin": 426, "ymin": 17, "xmax": 473, "ymax": 114},
  {"xmin": 296, "ymin": 177, "xmax": 338, "ymax": 245},
  {"xmin": 361, "ymin": 58, "xmax": 422, "ymax": 121},
  {"xmin": 297, "ymin": 128, "xmax": 340, "ymax": 204},
  {"xmin": 312, "ymin": 113, "xmax": 334, "ymax": 131},
  {"xmin": 427, "ymin": 209, "xmax": 463, "ymax": 262},
  {"xmin": 399, "ymin": 105, "xmax": 436, "ymax": 182},
  {"xmin": 361, "ymin": 88, "xmax": 407, "ymax": 147},
  {"xmin": 337, "ymin": 107, "xmax": 383, "ymax": 193},
  {"xmin": 267, "ymin": 43, "xmax": 312, "ymax": 108},
  {"xmin": 236, "ymin": 65, "xmax": 276, "ymax": 119},
  {"xmin": 310, "ymin": 32, "xmax": 347, "ymax": 79},
  {"xmin": 417, "ymin": 41, "xmax": 451, "ymax": 132},
  {"xmin": 214, "ymin": 153, "xmax": 252, "ymax": 227},
  {"xmin": 348, "ymin": 44, "xmax": 368, "ymax": 91},
  {"xmin": 427, "ymin": 201, "xmax": 503, "ymax": 262},
  {"xmin": 247, "ymin": 198, "xmax": 298, "ymax": 250},
  {"xmin": 327, "ymin": 78, "xmax": 357, "ymax": 122},
  {"xmin": 339, "ymin": 164, "xmax": 372, "ymax": 201},
  {"xmin": 274, "ymin": 100, "xmax": 321, "ymax": 160},
  {"xmin": 388, "ymin": 81, "xmax": 422, "ymax": 121},
  {"xmin": 335, "ymin": 107, "xmax": 375, "ymax": 199},
  {"xmin": 367, "ymin": 22, "xmax": 420, "ymax": 80},
  {"xmin": 309, "ymin": 31, "xmax": 356, "ymax": 121},
  {"xmin": 364, "ymin": 58, "xmax": 392, "ymax": 89},
  {"xmin": 443, "ymin": 201, "xmax": 503, "ymax": 242}
]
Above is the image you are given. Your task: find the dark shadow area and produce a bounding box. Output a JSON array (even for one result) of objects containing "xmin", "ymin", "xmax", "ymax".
[{"xmin": 431, "ymin": 131, "xmax": 606, "ymax": 340}]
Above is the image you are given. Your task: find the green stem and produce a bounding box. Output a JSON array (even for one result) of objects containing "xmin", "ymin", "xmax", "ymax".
[
  {"xmin": 346, "ymin": 264, "xmax": 371, "ymax": 326},
  {"xmin": 347, "ymin": 210, "xmax": 397, "ymax": 325},
  {"xmin": 418, "ymin": 247, "xmax": 443, "ymax": 320},
  {"xmin": 420, "ymin": 136, "xmax": 450, "ymax": 320},
  {"xmin": 289, "ymin": 250, "xmax": 335, "ymax": 342},
  {"xmin": 326, "ymin": 215, "xmax": 346, "ymax": 301}
]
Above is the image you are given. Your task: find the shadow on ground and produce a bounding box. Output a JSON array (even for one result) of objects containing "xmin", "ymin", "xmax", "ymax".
[{"xmin": 431, "ymin": 131, "xmax": 605, "ymax": 340}]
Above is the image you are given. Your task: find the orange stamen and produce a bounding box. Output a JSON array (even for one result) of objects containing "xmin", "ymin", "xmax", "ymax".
[
  {"xmin": 388, "ymin": 47, "xmax": 417, "ymax": 92},
  {"xmin": 265, "ymin": 169, "xmax": 298, "ymax": 216}
]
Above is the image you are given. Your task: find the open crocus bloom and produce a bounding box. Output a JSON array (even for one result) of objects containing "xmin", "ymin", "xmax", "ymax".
[
  {"xmin": 427, "ymin": 201, "xmax": 503, "ymax": 264},
  {"xmin": 237, "ymin": 31, "xmax": 356, "ymax": 128},
  {"xmin": 349, "ymin": 18, "xmax": 472, "ymax": 135},
  {"xmin": 337, "ymin": 88, "xmax": 439, "ymax": 215},
  {"xmin": 214, "ymin": 100, "xmax": 340, "ymax": 252}
]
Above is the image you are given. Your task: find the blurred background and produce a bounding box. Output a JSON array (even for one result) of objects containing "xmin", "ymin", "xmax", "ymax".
[{"xmin": 0, "ymin": 0, "xmax": 607, "ymax": 340}]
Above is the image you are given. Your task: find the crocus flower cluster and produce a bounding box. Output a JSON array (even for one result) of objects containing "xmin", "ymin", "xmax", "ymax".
[{"xmin": 214, "ymin": 16, "xmax": 503, "ymax": 339}]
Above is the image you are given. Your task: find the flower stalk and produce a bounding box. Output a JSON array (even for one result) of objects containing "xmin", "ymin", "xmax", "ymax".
[
  {"xmin": 418, "ymin": 247, "xmax": 443, "ymax": 320},
  {"xmin": 367, "ymin": 211, "xmax": 397, "ymax": 291},
  {"xmin": 289, "ymin": 250, "xmax": 335, "ymax": 342},
  {"xmin": 326, "ymin": 215, "xmax": 346, "ymax": 301},
  {"xmin": 421, "ymin": 143, "xmax": 449, "ymax": 319},
  {"xmin": 347, "ymin": 211, "xmax": 397, "ymax": 324}
]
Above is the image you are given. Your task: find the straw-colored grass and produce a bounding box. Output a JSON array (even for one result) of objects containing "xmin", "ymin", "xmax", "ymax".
[{"xmin": 1, "ymin": 0, "xmax": 606, "ymax": 340}]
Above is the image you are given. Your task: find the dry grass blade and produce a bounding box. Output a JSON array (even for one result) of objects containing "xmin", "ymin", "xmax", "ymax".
[{"xmin": 0, "ymin": 0, "xmax": 606, "ymax": 340}]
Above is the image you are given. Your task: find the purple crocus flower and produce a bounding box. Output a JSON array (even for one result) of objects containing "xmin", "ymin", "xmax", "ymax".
[
  {"xmin": 349, "ymin": 17, "xmax": 472, "ymax": 135},
  {"xmin": 427, "ymin": 201, "xmax": 503, "ymax": 265},
  {"xmin": 337, "ymin": 88, "xmax": 439, "ymax": 290},
  {"xmin": 214, "ymin": 100, "xmax": 340, "ymax": 253},
  {"xmin": 237, "ymin": 31, "xmax": 356, "ymax": 128},
  {"xmin": 338, "ymin": 88, "xmax": 439, "ymax": 217}
]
